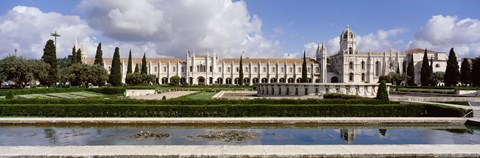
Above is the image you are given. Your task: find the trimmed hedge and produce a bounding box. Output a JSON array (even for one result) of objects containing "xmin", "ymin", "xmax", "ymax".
[
  {"xmin": 0, "ymin": 98, "xmax": 392, "ymax": 105},
  {"xmin": 0, "ymin": 104, "xmax": 471, "ymax": 117},
  {"xmin": 323, "ymin": 93, "xmax": 368, "ymax": 99},
  {"xmin": 0, "ymin": 87, "xmax": 125, "ymax": 96},
  {"xmin": 0, "ymin": 88, "xmax": 84, "ymax": 96}
]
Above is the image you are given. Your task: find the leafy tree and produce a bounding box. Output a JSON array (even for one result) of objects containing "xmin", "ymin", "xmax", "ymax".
[
  {"xmin": 471, "ymin": 58, "xmax": 480, "ymax": 87},
  {"xmin": 127, "ymin": 49, "xmax": 133, "ymax": 74},
  {"xmin": 65, "ymin": 64, "xmax": 108, "ymax": 87},
  {"xmin": 431, "ymin": 72, "xmax": 445, "ymax": 86},
  {"xmin": 407, "ymin": 54, "xmax": 415, "ymax": 86},
  {"xmin": 420, "ymin": 49, "xmax": 432, "ymax": 86},
  {"xmin": 0, "ymin": 56, "xmax": 48, "ymax": 88},
  {"xmin": 134, "ymin": 64, "xmax": 140, "ymax": 74},
  {"xmin": 41, "ymin": 39, "xmax": 58, "ymax": 86},
  {"xmin": 71, "ymin": 46, "xmax": 77, "ymax": 65},
  {"xmin": 109, "ymin": 47, "xmax": 122, "ymax": 86},
  {"xmin": 141, "ymin": 53, "xmax": 148, "ymax": 74},
  {"xmin": 94, "ymin": 43, "xmax": 104, "ymax": 66},
  {"xmin": 125, "ymin": 73, "xmax": 156, "ymax": 86},
  {"xmin": 239, "ymin": 55, "xmax": 244, "ymax": 85},
  {"xmin": 460, "ymin": 58, "xmax": 471, "ymax": 86},
  {"xmin": 444, "ymin": 48, "xmax": 460, "ymax": 87},
  {"xmin": 376, "ymin": 80, "xmax": 389, "ymax": 101},
  {"xmin": 394, "ymin": 73, "xmax": 409, "ymax": 86},
  {"xmin": 170, "ymin": 75, "xmax": 180, "ymax": 86},
  {"xmin": 302, "ymin": 51, "xmax": 308, "ymax": 83}
]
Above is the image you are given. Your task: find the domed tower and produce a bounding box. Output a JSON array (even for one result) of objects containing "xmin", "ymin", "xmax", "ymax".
[{"xmin": 339, "ymin": 25, "xmax": 357, "ymax": 55}]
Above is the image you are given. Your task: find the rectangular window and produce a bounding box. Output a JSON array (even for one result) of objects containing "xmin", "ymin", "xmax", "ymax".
[
  {"xmin": 228, "ymin": 67, "xmax": 231, "ymax": 72},
  {"xmin": 298, "ymin": 68, "xmax": 301, "ymax": 72},
  {"xmin": 254, "ymin": 67, "xmax": 257, "ymax": 72},
  {"xmin": 189, "ymin": 66, "xmax": 192, "ymax": 72},
  {"xmin": 154, "ymin": 66, "xmax": 157, "ymax": 72},
  {"xmin": 272, "ymin": 67, "xmax": 276, "ymax": 72},
  {"xmin": 164, "ymin": 67, "xmax": 167, "ymax": 72},
  {"xmin": 236, "ymin": 67, "xmax": 239, "ymax": 72},
  {"xmin": 218, "ymin": 67, "xmax": 222, "ymax": 72},
  {"xmin": 263, "ymin": 67, "xmax": 266, "ymax": 72},
  {"xmin": 210, "ymin": 66, "xmax": 213, "ymax": 72},
  {"xmin": 281, "ymin": 67, "xmax": 284, "ymax": 73},
  {"xmin": 181, "ymin": 67, "xmax": 185, "ymax": 72},
  {"xmin": 245, "ymin": 67, "xmax": 248, "ymax": 72},
  {"xmin": 173, "ymin": 67, "xmax": 176, "ymax": 72},
  {"xmin": 290, "ymin": 67, "xmax": 293, "ymax": 73}
]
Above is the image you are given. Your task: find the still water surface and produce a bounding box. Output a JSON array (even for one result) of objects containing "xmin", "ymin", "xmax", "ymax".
[{"xmin": 1, "ymin": 124, "xmax": 479, "ymax": 145}]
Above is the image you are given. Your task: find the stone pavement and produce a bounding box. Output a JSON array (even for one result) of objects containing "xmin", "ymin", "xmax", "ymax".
[
  {"xmin": 129, "ymin": 91, "xmax": 197, "ymax": 100},
  {"xmin": 1, "ymin": 145, "xmax": 479, "ymax": 157}
]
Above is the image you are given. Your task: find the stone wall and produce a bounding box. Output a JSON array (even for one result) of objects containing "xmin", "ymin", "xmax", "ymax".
[
  {"xmin": 256, "ymin": 83, "xmax": 385, "ymax": 98},
  {"xmin": 125, "ymin": 89, "xmax": 156, "ymax": 97}
]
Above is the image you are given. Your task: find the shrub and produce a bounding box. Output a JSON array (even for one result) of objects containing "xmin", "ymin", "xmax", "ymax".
[
  {"xmin": 0, "ymin": 104, "xmax": 470, "ymax": 117},
  {"xmin": 376, "ymin": 80, "xmax": 389, "ymax": 101},
  {"xmin": 0, "ymin": 98, "xmax": 391, "ymax": 105},
  {"xmin": 323, "ymin": 93, "xmax": 367, "ymax": 99},
  {"xmin": 162, "ymin": 96, "xmax": 167, "ymax": 100}
]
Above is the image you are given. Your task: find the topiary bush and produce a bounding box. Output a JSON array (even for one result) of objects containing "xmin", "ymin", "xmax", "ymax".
[{"xmin": 376, "ymin": 80, "xmax": 389, "ymax": 101}]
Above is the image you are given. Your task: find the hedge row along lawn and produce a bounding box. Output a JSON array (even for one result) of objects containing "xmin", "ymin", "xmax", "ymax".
[
  {"xmin": 0, "ymin": 98, "xmax": 393, "ymax": 105},
  {"xmin": 0, "ymin": 104, "xmax": 471, "ymax": 117},
  {"xmin": 0, "ymin": 87, "xmax": 125, "ymax": 96}
]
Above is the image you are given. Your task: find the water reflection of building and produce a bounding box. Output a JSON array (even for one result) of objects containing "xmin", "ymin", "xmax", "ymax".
[{"xmin": 340, "ymin": 129, "xmax": 356, "ymax": 144}]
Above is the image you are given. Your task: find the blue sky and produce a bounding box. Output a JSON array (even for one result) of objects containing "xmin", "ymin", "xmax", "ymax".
[{"xmin": 0, "ymin": 0, "xmax": 479, "ymax": 58}]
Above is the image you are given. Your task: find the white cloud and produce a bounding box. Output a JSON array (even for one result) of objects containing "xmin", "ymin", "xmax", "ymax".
[
  {"xmin": 408, "ymin": 15, "xmax": 480, "ymax": 57},
  {"xmin": 78, "ymin": 0, "xmax": 281, "ymax": 58},
  {"xmin": 0, "ymin": 6, "xmax": 96, "ymax": 58}
]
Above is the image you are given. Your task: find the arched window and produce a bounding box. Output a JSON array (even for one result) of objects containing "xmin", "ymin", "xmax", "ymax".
[
  {"xmin": 349, "ymin": 73, "xmax": 354, "ymax": 82},
  {"xmin": 361, "ymin": 61, "xmax": 365, "ymax": 70},
  {"xmin": 349, "ymin": 47, "xmax": 353, "ymax": 54},
  {"xmin": 375, "ymin": 61, "xmax": 381, "ymax": 76},
  {"xmin": 349, "ymin": 62, "xmax": 354, "ymax": 70},
  {"xmin": 315, "ymin": 67, "xmax": 320, "ymax": 73}
]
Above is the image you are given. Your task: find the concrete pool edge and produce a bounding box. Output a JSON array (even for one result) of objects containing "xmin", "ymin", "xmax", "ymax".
[
  {"xmin": 0, "ymin": 117, "xmax": 468, "ymax": 125},
  {"xmin": 0, "ymin": 145, "xmax": 479, "ymax": 158}
]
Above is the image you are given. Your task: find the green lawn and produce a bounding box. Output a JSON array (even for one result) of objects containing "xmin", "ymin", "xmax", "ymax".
[{"xmin": 175, "ymin": 91, "xmax": 216, "ymax": 100}]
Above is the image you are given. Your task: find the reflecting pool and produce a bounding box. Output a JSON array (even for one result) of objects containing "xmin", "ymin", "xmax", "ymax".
[{"xmin": 0, "ymin": 124, "xmax": 479, "ymax": 146}]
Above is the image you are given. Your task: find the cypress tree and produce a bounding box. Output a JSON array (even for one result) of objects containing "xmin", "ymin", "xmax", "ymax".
[
  {"xmin": 71, "ymin": 46, "xmax": 77, "ymax": 64},
  {"xmin": 94, "ymin": 43, "xmax": 103, "ymax": 66},
  {"xmin": 460, "ymin": 58, "xmax": 471, "ymax": 86},
  {"xmin": 127, "ymin": 50, "xmax": 133, "ymax": 75},
  {"xmin": 376, "ymin": 80, "xmax": 389, "ymax": 101},
  {"xmin": 239, "ymin": 54, "xmax": 244, "ymax": 85},
  {"xmin": 41, "ymin": 39, "xmax": 58, "ymax": 86},
  {"xmin": 141, "ymin": 53, "xmax": 148, "ymax": 75},
  {"xmin": 76, "ymin": 49, "xmax": 82, "ymax": 64},
  {"xmin": 134, "ymin": 64, "xmax": 140, "ymax": 74},
  {"xmin": 471, "ymin": 58, "xmax": 480, "ymax": 87},
  {"xmin": 407, "ymin": 54, "xmax": 415, "ymax": 86},
  {"xmin": 420, "ymin": 48, "xmax": 432, "ymax": 86},
  {"xmin": 444, "ymin": 48, "xmax": 460, "ymax": 87},
  {"xmin": 302, "ymin": 51, "xmax": 308, "ymax": 83},
  {"xmin": 108, "ymin": 47, "xmax": 122, "ymax": 86}
]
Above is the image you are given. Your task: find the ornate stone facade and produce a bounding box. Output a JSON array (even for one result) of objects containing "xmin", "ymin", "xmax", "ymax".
[{"xmin": 83, "ymin": 26, "xmax": 451, "ymax": 86}]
